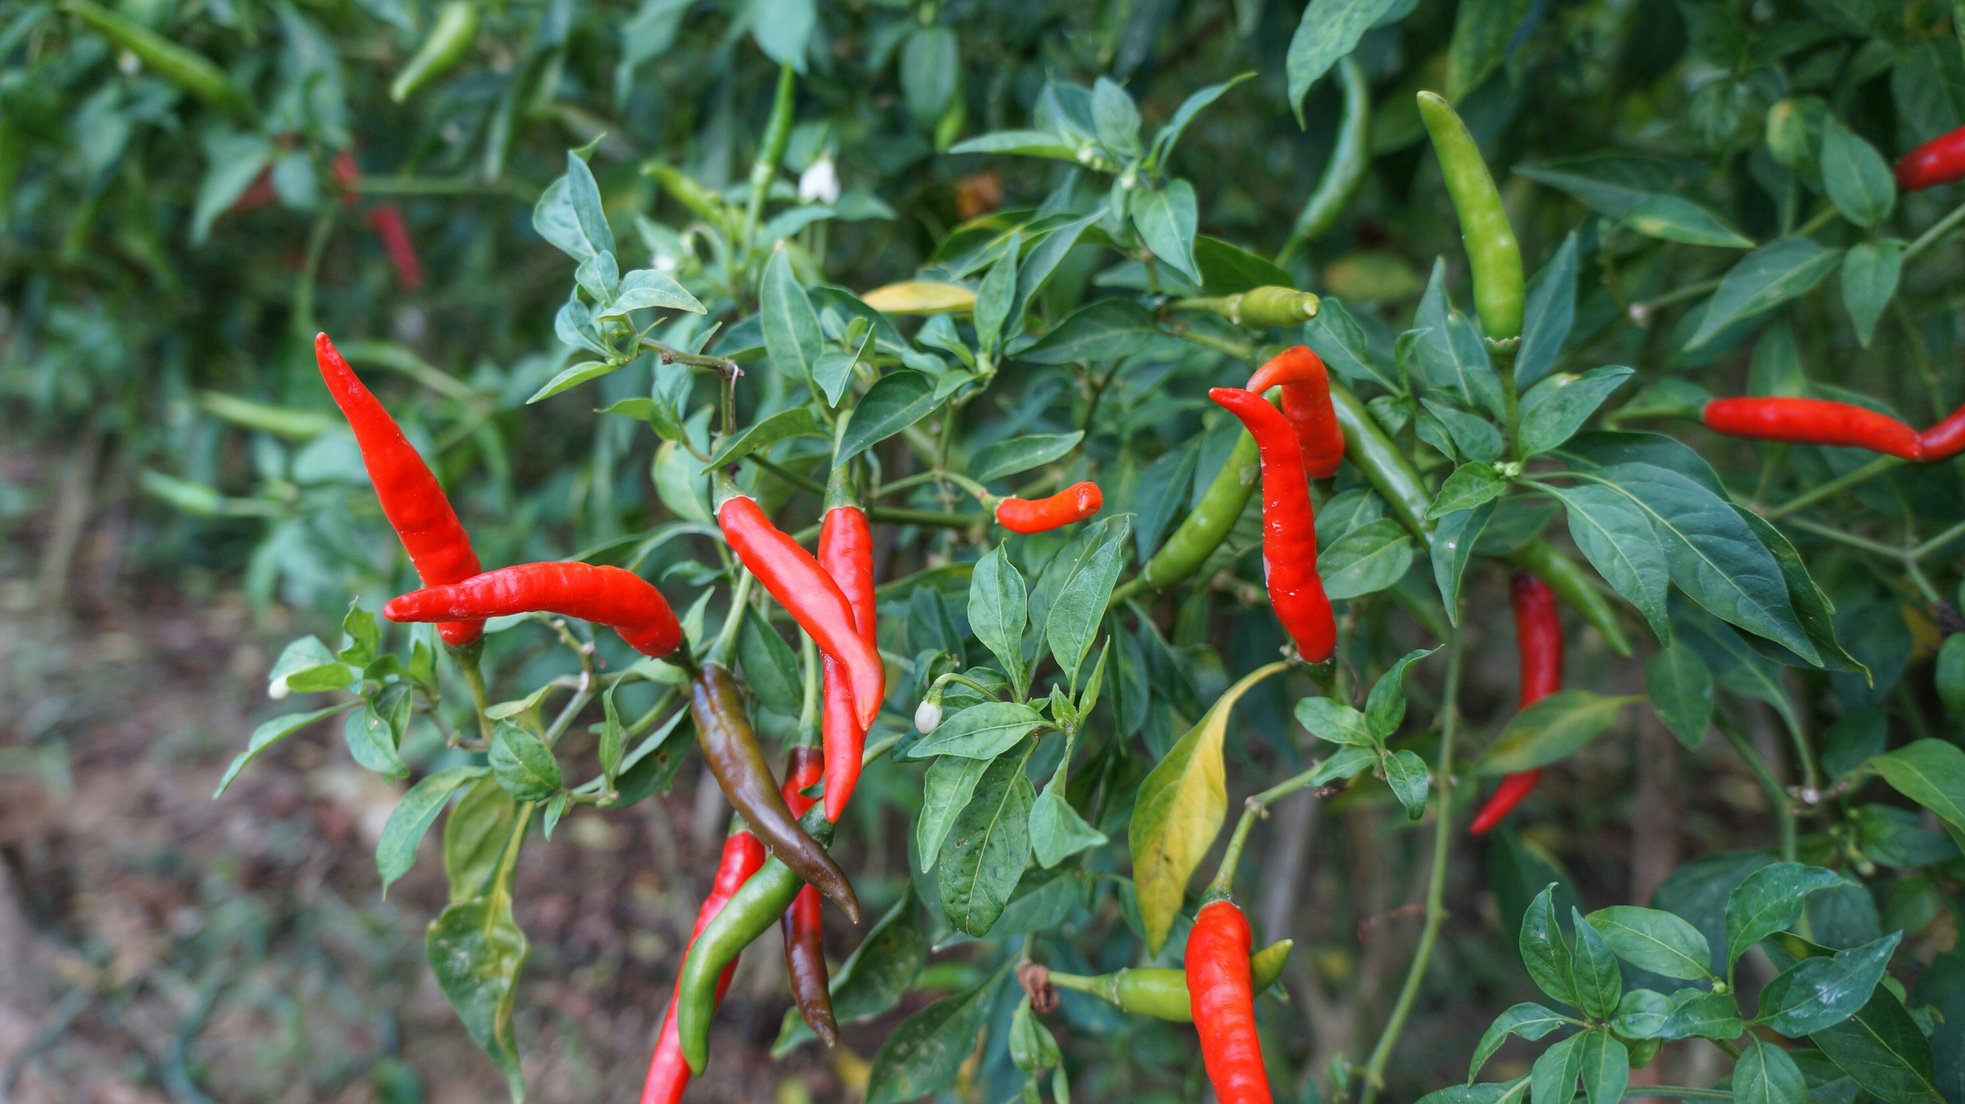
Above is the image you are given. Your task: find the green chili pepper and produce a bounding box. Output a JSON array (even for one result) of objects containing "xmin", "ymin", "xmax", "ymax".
[
  {"xmin": 1416, "ymin": 91, "xmax": 1524, "ymax": 344},
  {"xmin": 643, "ymin": 161, "xmax": 732, "ymax": 227},
  {"xmin": 675, "ymin": 804, "xmax": 836, "ymax": 1074},
  {"xmin": 389, "ymin": 1, "xmax": 478, "ymax": 104},
  {"xmin": 744, "ymin": 60, "xmax": 798, "ymax": 245},
  {"xmin": 1278, "ymin": 55, "xmax": 1370, "ymax": 265},
  {"xmin": 1329, "ymin": 382, "xmax": 1431, "ymax": 540},
  {"xmin": 1510, "ymin": 538, "xmax": 1634, "ymax": 658},
  {"xmin": 64, "ymin": 0, "xmax": 248, "ymax": 116},
  {"xmin": 1138, "ymin": 428, "xmax": 1261, "ymax": 591},
  {"xmin": 1176, "ymin": 287, "xmax": 1322, "ymax": 330},
  {"xmin": 1049, "ymin": 939, "xmax": 1293, "ymax": 1022}
]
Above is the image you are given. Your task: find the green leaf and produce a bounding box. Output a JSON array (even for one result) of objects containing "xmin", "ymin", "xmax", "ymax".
[
  {"xmin": 1306, "ymin": 297, "xmax": 1398, "ymax": 391},
  {"xmin": 967, "ymin": 546, "xmax": 1028, "ymax": 692},
  {"xmin": 213, "ymin": 702, "xmax": 359, "ymax": 797},
  {"xmin": 562, "ymin": 149, "xmax": 616, "ymax": 259},
  {"xmin": 1044, "ymin": 516, "xmax": 1129, "ymax": 688},
  {"xmin": 1872, "ymin": 739, "xmax": 1965, "ymax": 835},
  {"xmin": 937, "ymin": 752, "xmax": 1035, "ymax": 936},
  {"xmin": 1940, "ymin": 637, "xmax": 1965, "ymax": 724},
  {"xmin": 1611, "ymin": 989, "xmax": 1675, "ymax": 1039},
  {"xmin": 1820, "ymin": 118, "xmax": 1896, "ymax": 230},
  {"xmin": 1841, "ymin": 240, "xmax": 1903, "ymax": 349},
  {"xmin": 1430, "ymin": 501, "xmax": 1496, "ymax": 620},
  {"xmin": 973, "ymin": 231, "xmax": 1021, "ymax": 355},
  {"xmin": 1515, "ymin": 154, "xmax": 1753, "ymax": 248},
  {"xmin": 489, "ymin": 720, "xmax": 562, "ymax": 801},
  {"xmin": 1429, "ymin": 464, "xmax": 1507, "ymax": 518},
  {"xmin": 916, "ymin": 755, "xmax": 992, "ymax": 872},
  {"xmin": 1030, "ymin": 763, "xmax": 1107, "ymax": 868},
  {"xmin": 838, "ymin": 370, "xmax": 940, "ymax": 463},
  {"xmin": 1586, "ymin": 905, "xmax": 1715, "ymax": 980},
  {"xmin": 1758, "ymin": 933, "xmax": 1900, "ymax": 1036},
  {"xmin": 1322, "ymin": 517, "xmax": 1416, "ymax": 600},
  {"xmin": 527, "ymin": 359, "xmax": 620, "ymax": 404},
  {"xmin": 1149, "ymin": 75, "xmax": 1255, "ymax": 170},
  {"xmin": 345, "ymin": 704, "xmax": 409, "ymax": 780},
  {"xmin": 1531, "ymin": 1032, "xmax": 1583, "ymax": 1104},
  {"xmin": 813, "ymin": 329, "xmax": 873, "ymax": 407},
  {"xmin": 1446, "ymin": 0, "xmax": 1535, "ymax": 99},
  {"xmin": 1518, "ymin": 367, "xmax": 1634, "ymax": 456},
  {"xmin": 761, "ymin": 248, "xmax": 824, "ymax": 385},
  {"xmin": 1625, "ymin": 195, "xmax": 1759, "ymax": 248},
  {"xmin": 1194, "ymin": 235, "xmax": 1294, "ymax": 294},
  {"xmin": 426, "ymin": 875, "xmax": 529, "ymax": 1102},
  {"xmin": 445, "ymin": 775, "xmax": 519, "ymax": 902},
  {"xmin": 1295, "ymin": 696, "xmax": 1376, "ymax": 747},
  {"xmin": 1724, "ymin": 862, "xmax": 1848, "ymax": 966},
  {"xmin": 1686, "ymin": 238, "xmax": 1843, "ymax": 352},
  {"xmin": 376, "ymin": 765, "xmax": 489, "ymax": 894},
  {"xmin": 865, "ymin": 963, "xmax": 1008, "ymax": 1104},
  {"xmin": 1570, "ymin": 910, "xmax": 1624, "ymax": 1018},
  {"xmin": 1735, "ymin": 1039, "xmax": 1807, "ymax": 1104},
  {"xmin": 908, "ymin": 701, "xmax": 1047, "ymax": 760},
  {"xmin": 1419, "ymin": 1078, "xmax": 1531, "ymax": 1104},
  {"xmin": 1130, "ymin": 179, "xmax": 1201, "ymax": 285},
  {"xmin": 1384, "ymin": 749, "xmax": 1430, "ymax": 820},
  {"xmin": 1645, "ymin": 644, "xmax": 1714, "ymax": 749},
  {"xmin": 1660, "ymin": 988, "xmax": 1747, "ymax": 1040},
  {"xmin": 1516, "ymin": 232, "xmax": 1578, "ymax": 389},
  {"xmin": 701, "ymin": 406, "xmax": 828, "ymax": 472},
  {"xmin": 1091, "ymin": 76, "xmax": 1142, "ymax": 158},
  {"xmin": 947, "ymin": 130, "xmax": 1083, "ymax": 161},
  {"xmin": 1130, "ymin": 662, "xmax": 1286, "ymax": 954},
  {"xmin": 1470, "ymin": 1003, "xmax": 1571, "ymax": 1082},
  {"xmin": 737, "ymin": 607, "xmax": 804, "ymax": 716},
  {"xmin": 1366, "ymin": 647, "xmax": 1439, "ymax": 740},
  {"xmin": 192, "ymin": 131, "xmax": 274, "ymax": 244},
  {"xmin": 1807, "ymin": 979, "xmax": 1940, "ymax": 1104},
  {"xmin": 601, "ymin": 267, "xmax": 704, "ymax": 318},
  {"xmin": 971, "ymin": 432, "xmax": 1085, "ymax": 484},
  {"xmin": 1477, "ymin": 691, "xmax": 1637, "ymax": 774},
  {"xmin": 1521, "ymin": 883, "xmax": 1577, "ymax": 1005},
  {"xmin": 1286, "ymin": 0, "xmax": 1403, "ymax": 123}
]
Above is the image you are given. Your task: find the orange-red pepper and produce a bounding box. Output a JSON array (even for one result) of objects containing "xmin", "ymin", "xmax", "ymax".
[
  {"xmin": 640, "ymin": 827, "xmax": 766, "ymax": 1104},
  {"xmin": 1187, "ymin": 898, "xmax": 1273, "ymax": 1104},
  {"xmin": 1208, "ymin": 387, "xmax": 1335, "ymax": 663},
  {"xmin": 384, "ymin": 562, "xmax": 681, "ymax": 657},
  {"xmin": 995, "ymin": 481, "xmax": 1103, "ymax": 533},
  {"xmin": 1245, "ymin": 346, "xmax": 1345, "ymax": 480},
  {"xmin": 1702, "ymin": 397, "xmax": 1922, "ymax": 460},
  {"xmin": 1471, "ymin": 572, "xmax": 1564, "ymax": 834},
  {"xmin": 817, "ymin": 473, "xmax": 877, "ymax": 821},
  {"xmin": 1896, "ymin": 125, "xmax": 1965, "ymax": 192},
  {"xmin": 366, "ymin": 202, "xmax": 425, "ymax": 290}
]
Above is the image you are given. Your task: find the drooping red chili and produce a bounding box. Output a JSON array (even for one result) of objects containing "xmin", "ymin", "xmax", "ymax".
[
  {"xmin": 1471, "ymin": 573, "xmax": 1564, "ymax": 835},
  {"xmin": 778, "ymin": 745, "xmax": 837, "ymax": 1045},
  {"xmin": 384, "ymin": 562, "xmax": 681, "ymax": 657},
  {"xmin": 1896, "ymin": 125, "xmax": 1965, "ymax": 192},
  {"xmin": 1245, "ymin": 346, "xmax": 1345, "ymax": 480},
  {"xmin": 1701, "ymin": 397, "xmax": 1922, "ymax": 460},
  {"xmin": 1208, "ymin": 387, "xmax": 1336, "ymax": 664},
  {"xmin": 1921, "ymin": 402, "xmax": 1965, "ymax": 461},
  {"xmin": 817, "ymin": 469, "xmax": 877, "ymax": 822},
  {"xmin": 1187, "ymin": 899, "xmax": 1273, "ymax": 1104},
  {"xmin": 640, "ymin": 825, "xmax": 765, "ymax": 1104},
  {"xmin": 715, "ymin": 480, "xmax": 884, "ymax": 731},
  {"xmin": 367, "ymin": 202, "xmax": 425, "ymax": 290},
  {"xmin": 316, "ymin": 333, "xmax": 483, "ymax": 647},
  {"xmin": 994, "ymin": 481, "xmax": 1103, "ymax": 533}
]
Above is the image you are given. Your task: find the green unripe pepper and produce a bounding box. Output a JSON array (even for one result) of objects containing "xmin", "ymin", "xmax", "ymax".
[
  {"xmin": 1329, "ymin": 382, "xmax": 1431, "ymax": 540},
  {"xmin": 1138, "ymin": 427, "xmax": 1261, "ymax": 590},
  {"xmin": 390, "ymin": 1, "xmax": 478, "ymax": 104},
  {"xmin": 1051, "ymin": 939, "xmax": 1293, "ymax": 1022},
  {"xmin": 64, "ymin": 0, "xmax": 249, "ymax": 116},
  {"xmin": 1416, "ymin": 91, "xmax": 1523, "ymax": 344}
]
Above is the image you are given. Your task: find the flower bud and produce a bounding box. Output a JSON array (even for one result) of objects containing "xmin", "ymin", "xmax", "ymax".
[
  {"xmin": 913, "ymin": 699, "xmax": 942, "ymax": 734},
  {"xmin": 798, "ymin": 157, "xmax": 840, "ymax": 206}
]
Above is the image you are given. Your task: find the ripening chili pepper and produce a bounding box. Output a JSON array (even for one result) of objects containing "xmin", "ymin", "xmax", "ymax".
[
  {"xmin": 390, "ymin": 0, "xmax": 478, "ymax": 103},
  {"xmin": 1417, "ymin": 91, "xmax": 1524, "ymax": 343},
  {"xmin": 1895, "ymin": 125, "xmax": 1965, "ymax": 192},
  {"xmin": 1701, "ymin": 397, "xmax": 1922, "ymax": 460},
  {"xmin": 1509, "ymin": 539, "xmax": 1632, "ymax": 659},
  {"xmin": 675, "ymin": 805, "xmax": 838, "ymax": 1075},
  {"xmin": 818, "ymin": 467, "xmax": 876, "ymax": 821},
  {"xmin": 1471, "ymin": 573, "xmax": 1564, "ymax": 835},
  {"xmin": 716, "ymin": 479, "xmax": 885, "ymax": 731},
  {"xmin": 1188, "ymin": 899, "xmax": 1274, "ymax": 1104},
  {"xmin": 1210, "ymin": 387, "xmax": 1336, "ymax": 664},
  {"xmin": 384, "ymin": 562, "xmax": 682, "ymax": 657},
  {"xmin": 1139, "ymin": 429, "xmax": 1260, "ymax": 590},
  {"xmin": 1186, "ymin": 287, "xmax": 1322, "ymax": 330},
  {"xmin": 1047, "ymin": 940, "xmax": 1293, "ymax": 1023},
  {"xmin": 1923, "ymin": 401, "xmax": 1965, "ymax": 461},
  {"xmin": 1279, "ymin": 54, "xmax": 1370, "ymax": 265},
  {"xmin": 640, "ymin": 824, "xmax": 765, "ymax": 1104},
  {"xmin": 366, "ymin": 203, "xmax": 425, "ymax": 290},
  {"xmin": 65, "ymin": 0, "xmax": 250, "ymax": 116},
  {"xmin": 316, "ymin": 333, "xmax": 484, "ymax": 646},
  {"xmin": 778, "ymin": 745, "xmax": 837, "ymax": 1045},
  {"xmin": 995, "ymin": 481, "xmax": 1103, "ymax": 533},
  {"xmin": 1330, "ymin": 382, "xmax": 1432, "ymax": 540},
  {"xmin": 1246, "ymin": 346, "xmax": 1345, "ymax": 480},
  {"xmin": 691, "ymin": 663, "xmax": 859, "ymax": 922}
]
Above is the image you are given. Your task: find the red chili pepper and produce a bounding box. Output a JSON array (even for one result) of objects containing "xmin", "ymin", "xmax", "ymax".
[
  {"xmin": 229, "ymin": 164, "xmax": 279, "ymax": 214},
  {"xmin": 316, "ymin": 333, "xmax": 483, "ymax": 646},
  {"xmin": 384, "ymin": 562, "xmax": 682, "ymax": 657},
  {"xmin": 366, "ymin": 202, "xmax": 425, "ymax": 290},
  {"xmin": 1471, "ymin": 573, "xmax": 1564, "ymax": 835},
  {"xmin": 640, "ymin": 827, "xmax": 766, "ymax": 1104},
  {"xmin": 333, "ymin": 149, "xmax": 361, "ymax": 206},
  {"xmin": 1922, "ymin": 402, "xmax": 1965, "ymax": 461},
  {"xmin": 1187, "ymin": 899, "xmax": 1273, "ymax": 1104},
  {"xmin": 1701, "ymin": 397, "xmax": 1922, "ymax": 460},
  {"xmin": 716, "ymin": 482, "xmax": 885, "ymax": 731},
  {"xmin": 778, "ymin": 745, "xmax": 836, "ymax": 1044},
  {"xmin": 1245, "ymin": 346, "xmax": 1345, "ymax": 480},
  {"xmin": 817, "ymin": 476, "xmax": 876, "ymax": 822},
  {"xmin": 1896, "ymin": 125, "xmax": 1965, "ymax": 191},
  {"xmin": 1208, "ymin": 388, "xmax": 1336, "ymax": 664},
  {"xmin": 994, "ymin": 481, "xmax": 1103, "ymax": 533}
]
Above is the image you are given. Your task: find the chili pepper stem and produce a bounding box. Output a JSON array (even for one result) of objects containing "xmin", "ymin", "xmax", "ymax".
[
  {"xmin": 1714, "ymin": 709, "xmax": 1797, "ymax": 863},
  {"xmin": 1906, "ymin": 195, "xmax": 1965, "ymax": 262},
  {"xmin": 1164, "ymin": 324, "xmax": 1254, "ymax": 363},
  {"xmin": 1357, "ymin": 625, "xmax": 1460, "ymax": 1104},
  {"xmin": 1492, "ymin": 343, "xmax": 1521, "ymax": 461},
  {"xmin": 1761, "ymin": 455, "xmax": 1905, "ymax": 519},
  {"xmin": 448, "ymin": 639, "xmax": 496, "ymax": 744},
  {"xmin": 635, "ymin": 335, "xmax": 740, "ymax": 373},
  {"xmin": 797, "ymin": 631, "xmax": 821, "ymax": 741},
  {"xmin": 705, "ymin": 569, "xmax": 756, "ymax": 667},
  {"xmin": 1043, "ymin": 970, "xmax": 1121, "ymax": 1005}
]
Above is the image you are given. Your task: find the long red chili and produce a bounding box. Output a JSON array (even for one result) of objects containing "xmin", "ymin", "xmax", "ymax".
[
  {"xmin": 1896, "ymin": 125, "xmax": 1965, "ymax": 192},
  {"xmin": 818, "ymin": 470, "xmax": 876, "ymax": 821},
  {"xmin": 715, "ymin": 482, "xmax": 884, "ymax": 731},
  {"xmin": 1245, "ymin": 346, "xmax": 1345, "ymax": 480},
  {"xmin": 779, "ymin": 745, "xmax": 836, "ymax": 1044},
  {"xmin": 1701, "ymin": 397, "xmax": 1922, "ymax": 460},
  {"xmin": 316, "ymin": 333, "xmax": 484, "ymax": 646},
  {"xmin": 367, "ymin": 202, "xmax": 425, "ymax": 290},
  {"xmin": 640, "ymin": 825, "xmax": 766, "ymax": 1104},
  {"xmin": 383, "ymin": 562, "xmax": 682, "ymax": 657},
  {"xmin": 994, "ymin": 481, "xmax": 1103, "ymax": 533},
  {"xmin": 1208, "ymin": 387, "xmax": 1336, "ymax": 664},
  {"xmin": 1187, "ymin": 899, "xmax": 1273, "ymax": 1104},
  {"xmin": 1922, "ymin": 402, "xmax": 1965, "ymax": 461},
  {"xmin": 1471, "ymin": 572, "xmax": 1564, "ymax": 835}
]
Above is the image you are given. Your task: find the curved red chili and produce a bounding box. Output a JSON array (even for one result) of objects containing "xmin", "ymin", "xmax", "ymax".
[
  {"xmin": 1187, "ymin": 899, "xmax": 1273, "ymax": 1104},
  {"xmin": 1208, "ymin": 387, "xmax": 1336, "ymax": 664},
  {"xmin": 1701, "ymin": 397, "xmax": 1922, "ymax": 460},
  {"xmin": 316, "ymin": 333, "xmax": 483, "ymax": 647},
  {"xmin": 367, "ymin": 203, "xmax": 425, "ymax": 290},
  {"xmin": 1921, "ymin": 402, "xmax": 1965, "ymax": 461},
  {"xmin": 818, "ymin": 479, "xmax": 876, "ymax": 821},
  {"xmin": 778, "ymin": 745, "xmax": 836, "ymax": 1044},
  {"xmin": 383, "ymin": 562, "xmax": 682, "ymax": 657},
  {"xmin": 1896, "ymin": 125, "xmax": 1965, "ymax": 192},
  {"xmin": 995, "ymin": 481, "xmax": 1103, "ymax": 533},
  {"xmin": 1471, "ymin": 573, "xmax": 1564, "ymax": 835},
  {"xmin": 1245, "ymin": 346, "xmax": 1345, "ymax": 480},
  {"xmin": 640, "ymin": 827, "xmax": 766, "ymax": 1104},
  {"xmin": 716, "ymin": 486, "xmax": 885, "ymax": 731}
]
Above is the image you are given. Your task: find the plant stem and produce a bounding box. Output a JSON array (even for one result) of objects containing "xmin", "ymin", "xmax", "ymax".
[
  {"xmin": 748, "ymin": 455, "xmax": 984, "ymax": 527},
  {"xmin": 1715, "ymin": 709, "xmax": 1795, "ymax": 862},
  {"xmin": 704, "ymin": 568, "xmax": 755, "ymax": 667},
  {"xmin": 1893, "ymin": 297, "xmax": 1949, "ymax": 420},
  {"xmin": 1493, "ymin": 343, "xmax": 1520, "ymax": 461},
  {"xmin": 1358, "ymin": 625, "xmax": 1461, "ymax": 1104},
  {"xmin": 1166, "ymin": 325, "xmax": 1254, "ymax": 362},
  {"xmin": 1905, "ymin": 196, "xmax": 1965, "ymax": 262},
  {"xmin": 1761, "ymin": 455, "xmax": 1904, "ymax": 519},
  {"xmin": 449, "ymin": 639, "xmax": 496, "ymax": 744},
  {"xmin": 636, "ymin": 336, "xmax": 740, "ymax": 372},
  {"xmin": 292, "ymin": 208, "xmax": 336, "ymax": 338}
]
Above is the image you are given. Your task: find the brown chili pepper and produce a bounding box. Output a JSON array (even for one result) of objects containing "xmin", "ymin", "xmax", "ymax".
[{"xmin": 779, "ymin": 744, "xmax": 836, "ymax": 1044}]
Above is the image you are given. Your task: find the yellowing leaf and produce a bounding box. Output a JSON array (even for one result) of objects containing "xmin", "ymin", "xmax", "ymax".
[
  {"xmin": 862, "ymin": 281, "xmax": 977, "ymax": 314},
  {"xmin": 1129, "ymin": 660, "xmax": 1289, "ymax": 955}
]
